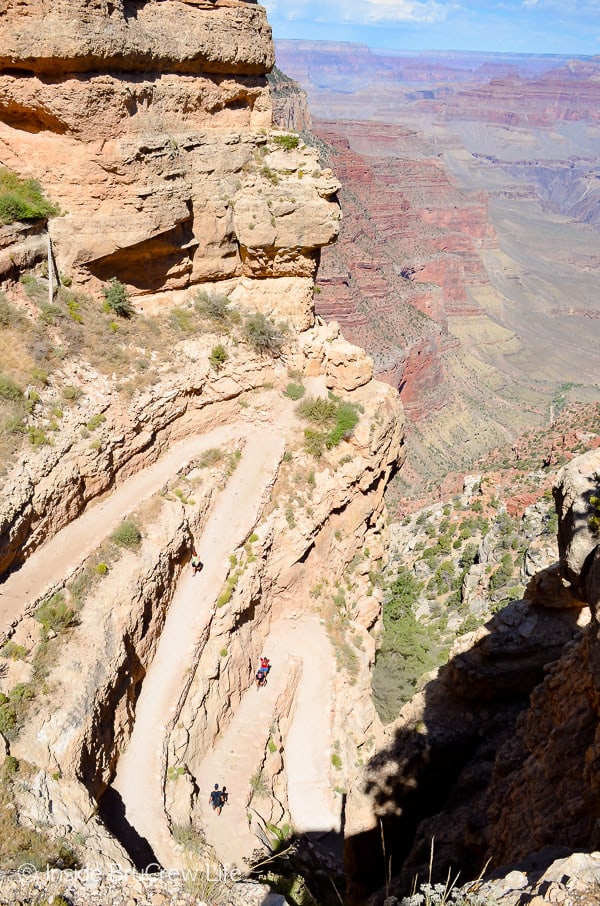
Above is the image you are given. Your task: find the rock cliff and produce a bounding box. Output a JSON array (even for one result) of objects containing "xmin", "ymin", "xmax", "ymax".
[
  {"xmin": 0, "ymin": 1, "xmax": 405, "ymax": 900},
  {"xmin": 343, "ymin": 446, "xmax": 600, "ymax": 905},
  {"xmin": 0, "ymin": 0, "xmax": 339, "ymax": 301}
]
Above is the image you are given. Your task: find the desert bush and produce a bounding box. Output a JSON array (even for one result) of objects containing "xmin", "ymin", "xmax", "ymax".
[
  {"xmin": 296, "ymin": 395, "xmax": 360, "ymax": 455},
  {"xmin": 198, "ymin": 447, "xmax": 224, "ymax": 468},
  {"xmin": 296, "ymin": 395, "xmax": 337, "ymax": 425},
  {"xmin": 169, "ymin": 306, "xmax": 195, "ymax": 333},
  {"xmin": 0, "ymin": 168, "xmax": 59, "ymax": 224},
  {"xmin": 209, "ymin": 343, "xmax": 229, "ymax": 372},
  {"xmin": 102, "ymin": 278, "xmax": 134, "ymax": 318},
  {"xmin": 243, "ymin": 311, "xmax": 283, "ymax": 355},
  {"xmin": 110, "ymin": 519, "xmax": 141, "ymax": 548},
  {"xmin": 272, "ymin": 133, "xmax": 300, "ymax": 150},
  {"xmin": 194, "ymin": 290, "xmax": 231, "ymax": 322},
  {"xmin": 1, "ymin": 641, "xmax": 27, "ymax": 661},
  {"xmin": 283, "ymin": 382, "xmax": 305, "ymax": 400},
  {"xmin": 35, "ymin": 592, "xmax": 76, "ymax": 635},
  {"xmin": 0, "ymin": 374, "xmax": 22, "ymax": 401}
]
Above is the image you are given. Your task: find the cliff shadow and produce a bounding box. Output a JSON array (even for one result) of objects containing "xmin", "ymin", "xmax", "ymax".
[
  {"xmin": 98, "ymin": 786, "xmax": 161, "ymax": 872},
  {"xmin": 345, "ymin": 596, "xmax": 585, "ymax": 904},
  {"xmin": 248, "ymin": 824, "xmax": 346, "ymax": 906}
]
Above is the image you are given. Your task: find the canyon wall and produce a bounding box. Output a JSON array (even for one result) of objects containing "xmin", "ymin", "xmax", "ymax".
[
  {"xmin": 0, "ymin": 2, "xmax": 406, "ymax": 896},
  {"xmin": 273, "ymin": 41, "xmax": 600, "ymax": 501}
]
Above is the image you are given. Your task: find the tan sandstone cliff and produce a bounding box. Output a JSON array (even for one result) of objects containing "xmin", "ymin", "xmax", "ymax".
[{"xmin": 0, "ymin": 0, "xmax": 404, "ymax": 899}]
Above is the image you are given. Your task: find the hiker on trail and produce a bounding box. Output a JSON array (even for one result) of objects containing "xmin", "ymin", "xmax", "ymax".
[
  {"xmin": 220, "ymin": 786, "xmax": 229, "ymax": 809},
  {"xmin": 255, "ymin": 668, "xmax": 267, "ymax": 689},
  {"xmin": 209, "ymin": 783, "xmax": 224, "ymax": 815},
  {"xmin": 191, "ymin": 550, "xmax": 203, "ymax": 576},
  {"xmin": 260, "ymin": 656, "xmax": 270, "ymax": 674}
]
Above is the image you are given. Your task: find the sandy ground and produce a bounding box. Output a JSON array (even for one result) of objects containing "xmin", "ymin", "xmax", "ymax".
[{"xmin": 197, "ymin": 614, "xmax": 339, "ymax": 869}]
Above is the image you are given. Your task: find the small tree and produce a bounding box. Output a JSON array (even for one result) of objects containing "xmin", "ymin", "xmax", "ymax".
[{"xmin": 102, "ymin": 278, "xmax": 134, "ymax": 318}]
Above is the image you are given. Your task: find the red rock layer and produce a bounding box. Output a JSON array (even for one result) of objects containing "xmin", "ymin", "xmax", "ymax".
[{"xmin": 313, "ymin": 118, "xmax": 496, "ymax": 416}]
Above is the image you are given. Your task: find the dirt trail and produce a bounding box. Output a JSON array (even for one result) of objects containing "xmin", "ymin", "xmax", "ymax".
[
  {"xmin": 197, "ymin": 615, "xmax": 340, "ymax": 869},
  {"xmin": 0, "ymin": 425, "xmax": 238, "ymax": 634},
  {"xmin": 2, "ymin": 376, "xmax": 342, "ymax": 873},
  {"xmin": 112, "ymin": 426, "xmax": 286, "ymax": 869}
]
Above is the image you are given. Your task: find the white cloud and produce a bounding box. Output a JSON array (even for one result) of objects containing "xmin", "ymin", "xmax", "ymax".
[{"xmin": 265, "ymin": 0, "xmax": 450, "ymax": 26}]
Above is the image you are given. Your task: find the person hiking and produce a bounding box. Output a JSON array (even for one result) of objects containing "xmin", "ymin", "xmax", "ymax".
[
  {"xmin": 260, "ymin": 656, "xmax": 270, "ymax": 674},
  {"xmin": 209, "ymin": 783, "xmax": 223, "ymax": 815},
  {"xmin": 191, "ymin": 551, "xmax": 203, "ymax": 576},
  {"xmin": 255, "ymin": 668, "xmax": 267, "ymax": 689},
  {"xmin": 220, "ymin": 786, "xmax": 229, "ymax": 809}
]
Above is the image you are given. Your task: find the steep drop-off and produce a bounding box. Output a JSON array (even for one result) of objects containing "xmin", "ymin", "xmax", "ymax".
[
  {"xmin": 274, "ymin": 41, "xmax": 600, "ymax": 498},
  {"xmin": 0, "ymin": 3, "xmax": 403, "ymax": 903}
]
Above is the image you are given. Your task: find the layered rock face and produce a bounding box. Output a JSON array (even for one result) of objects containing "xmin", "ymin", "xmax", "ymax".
[
  {"xmin": 274, "ymin": 41, "xmax": 600, "ymax": 497},
  {"xmin": 0, "ymin": 3, "xmax": 406, "ymax": 896},
  {"xmin": 0, "ymin": 0, "xmax": 340, "ymax": 299}
]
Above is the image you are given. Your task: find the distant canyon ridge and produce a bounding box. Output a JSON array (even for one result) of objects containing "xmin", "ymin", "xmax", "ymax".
[{"xmin": 274, "ymin": 41, "xmax": 600, "ymax": 497}]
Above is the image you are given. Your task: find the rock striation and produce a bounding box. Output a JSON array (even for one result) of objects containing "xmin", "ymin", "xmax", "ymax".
[
  {"xmin": 0, "ymin": 0, "xmax": 340, "ymax": 298},
  {"xmin": 0, "ymin": 1, "xmax": 404, "ymax": 898}
]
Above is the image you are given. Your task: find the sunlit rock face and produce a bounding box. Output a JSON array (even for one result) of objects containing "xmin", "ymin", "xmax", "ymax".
[{"xmin": 0, "ymin": 0, "xmax": 341, "ymax": 297}]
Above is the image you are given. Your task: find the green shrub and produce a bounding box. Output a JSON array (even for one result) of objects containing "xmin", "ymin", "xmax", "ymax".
[
  {"xmin": 198, "ymin": 447, "xmax": 224, "ymax": 468},
  {"xmin": 61, "ymin": 384, "xmax": 82, "ymax": 402},
  {"xmin": 0, "ymin": 374, "xmax": 22, "ymax": 401},
  {"xmin": 284, "ymin": 382, "xmax": 305, "ymax": 400},
  {"xmin": 110, "ymin": 520, "xmax": 141, "ymax": 548},
  {"xmin": 209, "ymin": 343, "xmax": 229, "ymax": 372},
  {"xmin": 0, "ymin": 295, "xmax": 20, "ymax": 327},
  {"xmin": 86, "ymin": 413, "xmax": 106, "ymax": 431},
  {"xmin": 35, "ymin": 592, "xmax": 76, "ymax": 635},
  {"xmin": 296, "ymin": 395, "xmax": 337, "ymax": 425},
  {"xmin": 272, "ymin": 133, "xmax": 300, "ymax": 150},
  {"xmin": 243, "ymin": 311, "xmax": 283, "ymax": 355},
  {"xmin": 1, "ymin": 641, "xmax": 27, "ymax": 661},
  {"xmin": 102, "ymin": 278, "xmax": 133, "ymax": 318},
  {"xmin": 297, "ymin": 395, "xmax": 360, "ymax": 454},
  {"xmin": 169, "ymin": 306, "xmax": 195, "ymax": 333},
  {"xmin": 303, "ymin": 428, "xmax": 326, "ymax": 459},
  {"xmin": 0, "ymin": 168, "xmax": 59, "ymax": 224},
  {"xmin": 28, "ymin": 426, "xmax": 50, "ymax": 447},
  {"xmin": 326, "ymin": 401, "xmax": 359, "ymax": 447}
]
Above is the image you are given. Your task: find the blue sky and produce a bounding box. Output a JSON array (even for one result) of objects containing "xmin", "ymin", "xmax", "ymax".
[{"xmin": 262, "ymin": 0, "xmax": 600, "ymax": 56}]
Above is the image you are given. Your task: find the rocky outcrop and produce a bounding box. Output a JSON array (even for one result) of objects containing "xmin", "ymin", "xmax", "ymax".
[
  {"xmin": 344, "ymin": 447, "xmax": 600, "ymax": 903},
  {"xmin": 269, "ymin": 65, "xmax": 312, "ymax": 132},
  {"xmin": 0, "ymin": 1, "xmax": 340, "ymax": 296},
  {"xmin": 554, "ymin": 447, "xmax": 600, "ymax": 607}
]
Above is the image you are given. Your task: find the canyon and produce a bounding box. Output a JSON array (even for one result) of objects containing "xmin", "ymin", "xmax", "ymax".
[
  {"xmin": 0, "ymin": 6, "xmax": 599, "ymax": 906},
  {"xmin": 275, "ymin": 42, "xmax": 600, "ymax": 500}
]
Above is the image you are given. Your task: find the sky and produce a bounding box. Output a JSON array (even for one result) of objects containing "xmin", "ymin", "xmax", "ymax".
[{"xmin": 261, "ymin": 0, "xmax": 600, "ymax": 56}]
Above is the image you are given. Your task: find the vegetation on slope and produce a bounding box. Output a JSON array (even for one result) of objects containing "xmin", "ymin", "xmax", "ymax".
[
  {"xmin": 0, "ymin": 270, "xmax": 288, "ymax": 476},
  {"xmin": 0, "ymin": 168, "xmax": 59, "ymax": 224},
  {"xmin": 373, "ymin": 403, "xmax": 600, "ymax": 724}
]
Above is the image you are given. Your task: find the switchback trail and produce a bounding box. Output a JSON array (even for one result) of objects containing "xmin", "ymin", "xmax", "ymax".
[
  {"xmin": 0, "ymin": 424, "xmax": 238, "ymax": 635},
  {"xmin": 196, "ymin": 614, "xmax": 339, "ymax": 869},
  {"xmin": 112, "ymin": 425, "xmax": 286, "ymax": 868}
]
